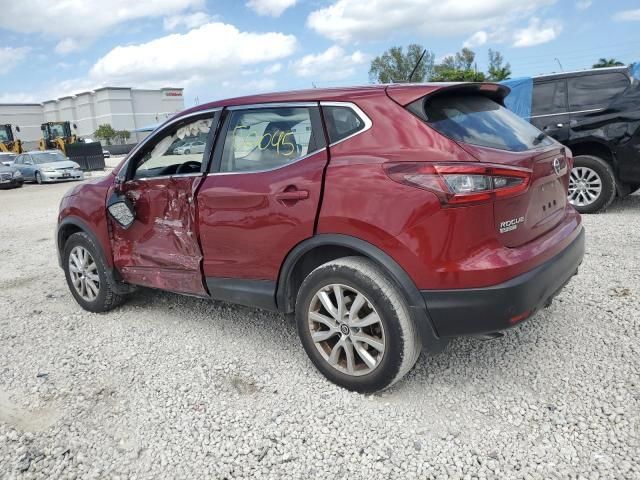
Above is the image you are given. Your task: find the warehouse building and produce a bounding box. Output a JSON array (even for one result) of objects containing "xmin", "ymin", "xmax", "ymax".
[{"xmin": 0, "ymin": 87, "xmax": 185, "ymax": 149}]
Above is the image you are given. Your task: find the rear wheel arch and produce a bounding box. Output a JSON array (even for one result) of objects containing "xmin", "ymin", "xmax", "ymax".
[
  {"xmin": 567, "ymin": 141, "xmax": 616, "ymax": 167},
  {"xmin": 276, "ymin": 234, "xmax": 445, "ymax": 352}
]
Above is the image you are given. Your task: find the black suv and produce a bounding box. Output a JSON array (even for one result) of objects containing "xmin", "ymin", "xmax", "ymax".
[{"xmin": 529, "ymin": 66, "xmax": 639, "ymax": 213}]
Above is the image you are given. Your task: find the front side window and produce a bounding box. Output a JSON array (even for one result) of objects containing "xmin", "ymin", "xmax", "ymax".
[
  {"xmin": 532, "ymin": 80, "xmax": 567, "ymax": 116},
  {"xmin": 323, "ymin": 105, "xmax": 366, "ymax": 143},
  {"xmin": 220, "ymin": 107, "xmax": 319, "ymax": 173},
  {"xmin": 568, "ymin": 73, "xmax": 630, "ymax": 110},
  {"xmin": 133, "ymin": 116, "xmax": 213, "ymax": 179},
  {"xmin": 424, "ymin": 94, "xmax": 554, "ymax": 152}
]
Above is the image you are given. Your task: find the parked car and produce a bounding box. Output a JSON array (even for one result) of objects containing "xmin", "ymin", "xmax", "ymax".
[
  {"xmin": 103, "ymin": 149, "xmax": 111, "ymax": 158},
  {"xmin": 174, "ymin": 140, "xmax": 206, "ymax": 155},
  {"xmin": 13, "ymin": 150, "xmax": 84, "ymax": 184},
  {"xmin": 0, "ymin": 163, "xmax": 23, "ymax": 189},
  {"xmin": 56, "ymin": 83, "xmax": 584, "ymax": 392},
  {"xmin": 0, "ymin": 152, "xmax": 17, "ymax": 166},
  {"xmin": 526, "ymin": 66, "xmax": 639, "ymax": 213}
]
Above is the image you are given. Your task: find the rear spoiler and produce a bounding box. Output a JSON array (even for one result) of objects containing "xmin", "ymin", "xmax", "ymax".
[{"xmin": 386, "ymin": 83, "xmax": 511, "ymax": 107}]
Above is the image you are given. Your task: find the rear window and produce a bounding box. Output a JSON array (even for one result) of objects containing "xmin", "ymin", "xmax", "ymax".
[
  {"xmin": 323, "ymin": 105, "xmax": 366, "ymax": 144},
  {"xmin": 568, "ymin": 73, "xmax": 630, "ymax": 110},
  {"xmin": 532, "ymin": 80, "xmax": 567, "ymax": 116},
  {"xmin": 423, "ymin": 94, "xmax": 554, "ymax": 152}
]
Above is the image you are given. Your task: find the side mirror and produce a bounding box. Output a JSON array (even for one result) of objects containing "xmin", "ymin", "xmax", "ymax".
[
  {"xmin": 73, "ymin": 123, "xmax": 78, "ymax": 130},
  {"xmin": 41, "ymin": 125, "xmax": 46, "ymax": 131},
  {"xmin": 15, "ymin": 126, "xmax": 20, "ymax": 132},
  {"xmin": 107, "ymin": 192, "xmax": 135, "ymax": 229}
]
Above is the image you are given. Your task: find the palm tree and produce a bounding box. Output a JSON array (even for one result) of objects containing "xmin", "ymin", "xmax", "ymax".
[{"xmin": 593, "ymin": 58, "xmax": 625, "ymax": 68}]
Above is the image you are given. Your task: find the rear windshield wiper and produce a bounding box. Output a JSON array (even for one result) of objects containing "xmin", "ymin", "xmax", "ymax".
[{"xmin": 532, "ymin": 131, "xmax": 547, "ymax": 145}]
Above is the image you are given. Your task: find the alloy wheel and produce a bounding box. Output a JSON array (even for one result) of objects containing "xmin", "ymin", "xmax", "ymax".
[
  {"xmin": 308, "ymin": 284, "xmax": 385, "ymax": 376},
  {"xmin": 569, "ymin": 167, "xmax": 602, "ymax": 207},
  {"xmin": 68, "ymin": 246, "xmax": 100, "ymax": 302}
]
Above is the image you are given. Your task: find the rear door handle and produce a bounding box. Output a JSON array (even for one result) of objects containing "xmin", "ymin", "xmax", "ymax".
[{"xmin": 274, "ymin": 190, "xmax": 309, "ymax": 202}]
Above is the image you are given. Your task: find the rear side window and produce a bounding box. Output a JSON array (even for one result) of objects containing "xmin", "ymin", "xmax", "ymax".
[
  {"xmin": 323, "ymin": 105, "xmax": 365, "ymax": 144},
  {"xmin": 568, "ymin": 73, "xmax": 630, "ymax": 110},
  {"xmin": 423, "ymin": 94, "xmax": 553, "ymax": 152},
  {"xmin": 532, "ymin": 80, "xmax": 567, "ymax": 116},
  {"xmin": 220, "ymin": 107, "xmax": 321, "ymax": 173}
]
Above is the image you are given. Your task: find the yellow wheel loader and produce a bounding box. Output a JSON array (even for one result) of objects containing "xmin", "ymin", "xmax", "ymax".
[
  {"xmin": 0, "ymin": 124, "xmax": 23, "ymax": 154},
  {"xmin": 39, "ymin": 121, "xmax": 105, "ymax": 170}
]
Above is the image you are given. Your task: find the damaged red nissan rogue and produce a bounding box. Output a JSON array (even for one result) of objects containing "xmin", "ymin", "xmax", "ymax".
[{"xmin": 57, "ymin": 83, "xmax": 584, "ymax": 392}]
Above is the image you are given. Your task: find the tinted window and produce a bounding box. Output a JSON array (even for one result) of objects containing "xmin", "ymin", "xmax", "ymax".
[
  {"xmin": 220, "ymin": 107, "xmax": 319, "ymax": 173},
  {"xmin": 134, "ymin": 116, "xmax": 213, "ymax": 179},
  {"xmin": 323, "ymin": 106, "xmax": 366, "ymax": 143},
  {"xmin": 532, "ymin": 80, "xmax": 567, "ymax": 116},
  {"xmin": 424, "ymin": 94, "xmax": 554, "ymax": 152},
  {"xmin": 568, "ymin": 73, "xmax": 630, "ymax": 110}
]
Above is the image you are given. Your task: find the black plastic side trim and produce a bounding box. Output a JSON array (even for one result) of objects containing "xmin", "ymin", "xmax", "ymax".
[
  {"xmin": 422, "ymin": 227, "xmax": 585, "ymax": 337},
  {"xmin": 206, "ymin": 278, "xmax": 277, "ymax": 311},
  {"xmin": 276, "ymin": 234, "xmax": 446, "ymax": 353},
  {"xmin": 56, "ymin": 217, "xmax": 135, "ymax": 295}
]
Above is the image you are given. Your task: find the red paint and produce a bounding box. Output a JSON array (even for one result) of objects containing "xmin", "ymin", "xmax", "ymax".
[
  {"xmin": 59, "ymin": 83, "xmax": 582, "ymax": 301},
  {"xmin": 197, "ymin": 150, "xmax": 328, "ymax": 280},
  {"xmin": 107, "ymin": 176, "xmax": 207, "ymax": 295}
]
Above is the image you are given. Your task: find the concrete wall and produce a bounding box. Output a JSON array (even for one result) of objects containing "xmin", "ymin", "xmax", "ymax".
[{"xmin": 0, "ymin": 87, "xmax": 185, "ymax": 146}]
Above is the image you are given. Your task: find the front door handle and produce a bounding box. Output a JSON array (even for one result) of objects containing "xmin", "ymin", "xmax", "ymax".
[{"xmin": 274, "ymin": 189, "xmax": 309, "ymax": 202}]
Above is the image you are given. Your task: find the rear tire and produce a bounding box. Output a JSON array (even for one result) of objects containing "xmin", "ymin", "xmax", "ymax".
[
  {"xmin": 295, "ymin": 257, "xmax": 421, "ymax": 393},
  {"xmin": 63, "ymin": 232, "xmax": 125, "ymax": 312},
  {"xmin": 35, "ymin": 171, "xmax": 43, "ymax": 184},
  {"xmin": 568, "ymin": 155, "xmax": 616, "ymax": 214}
]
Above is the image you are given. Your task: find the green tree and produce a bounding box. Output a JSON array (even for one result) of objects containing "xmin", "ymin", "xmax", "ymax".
[
  {"xmin": 94, "ymin": 124, "xmax": 117, "ymax": 145},
  {"xmin": 369, "ymin": 44, "xmax": 435, "ymax": 83},
  {"xmin": 593, "ymin": 57, "xmax": 624, "ymax": 68},
  {"xmin": 431, "ymin": 48, "xmax": 486, "ymax": 82},
  {"xmin": 114, "ymin": 129, "xmax": 131, "ymax": 144},
  {"xmin": 487, "ymin": 49, "xmax": 512, "ymax": 81}
]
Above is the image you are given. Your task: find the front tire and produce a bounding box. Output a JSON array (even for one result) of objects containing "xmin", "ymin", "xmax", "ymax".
[
  {"xmin": 568, "ymin": 155, "xmax": 616, "ymax": 214},
  {"xmin": 295, "ymin": 257, "xmax": 421, "ymax": 393},
  {"xmin": 63, "ymin": 232, "xmax": 125, "ymax": 312},
  {"xmin": 35, "ymin": 171, "xmax": 43, "ymax": 184}
]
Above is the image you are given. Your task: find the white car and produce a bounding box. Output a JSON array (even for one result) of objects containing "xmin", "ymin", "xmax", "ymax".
[{"xmin": 174, "ymin": 140, "xmax": 206, "ymax": 155}]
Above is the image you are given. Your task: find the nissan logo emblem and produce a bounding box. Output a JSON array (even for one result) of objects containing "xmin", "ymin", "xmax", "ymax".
[{"xmin": 553, "ymin": 158, "xmax": 562, "ymax": 176}]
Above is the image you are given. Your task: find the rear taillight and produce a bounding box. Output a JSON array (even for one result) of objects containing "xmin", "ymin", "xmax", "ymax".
[{"xmin": 384, "ymin": 162, "xmax": 531, "ymax": 205}]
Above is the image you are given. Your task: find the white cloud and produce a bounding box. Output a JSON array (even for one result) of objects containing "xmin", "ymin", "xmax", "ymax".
[
  {"xmin": 291, "ymin": 45, "xmax": 366, "ymax": 80},
  {"xmin": 89, "ymin": 22, "xmax": 297, "ymax": 88},
  {"xmin": 575, "ymin": 0, "xmax": 592, "ymax": 10},
  {"xmin": 164, "ymin": 12, "xmax": 213, "ymax": 30},
  {"xmin": 55, "ymin": 38, "xmax": 82, "ymax": 55},
  {"xmin": 264, "ymin": 63, "xmax": 283, "ymax": 75},
  {"xmin": 463, "ymin": 31, "xmax": 488, "ymax": 48},
  {"xmin": 307, "ymin": 0, "xmax": 556, "ymax": 43},
  {"xmin": 512, "ymin": 17, "xmax": 562, "ymax": 47},
  {"xmin": 612, "ymin": 9, "xmax": 640, "ymax": 21},
  {"xmin": 0, "ymin": 47, "xmax": 31, "ymax": 74},
  {"xmin": 246, "ymin": 0, "xmax": 297, "ymax": 17},
  {"xmin": 2, "ymin": 0, "xmax": 203, "ymax": 38}
]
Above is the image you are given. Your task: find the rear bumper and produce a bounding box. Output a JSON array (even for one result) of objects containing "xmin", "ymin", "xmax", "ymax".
[{"xmin": 422, "ymin": 227, "xmax": 585, "ymax": 337}]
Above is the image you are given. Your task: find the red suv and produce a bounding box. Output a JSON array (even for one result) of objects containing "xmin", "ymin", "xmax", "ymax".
[{"xmin": 57, "ymin": 83, "xmax": 584, "ymax": 392}]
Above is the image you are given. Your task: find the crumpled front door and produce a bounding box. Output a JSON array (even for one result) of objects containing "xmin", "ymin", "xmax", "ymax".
[{"xmin": 108, "ymin": 175, "xmax": 207, "ymax": 296}]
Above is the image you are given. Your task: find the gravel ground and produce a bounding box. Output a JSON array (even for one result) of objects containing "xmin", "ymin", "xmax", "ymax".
[{"xmin": 0, "ymin": 179, "xmax": 638, "ymax": 480}]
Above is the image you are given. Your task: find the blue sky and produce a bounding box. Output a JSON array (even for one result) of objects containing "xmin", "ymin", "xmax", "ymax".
[{"xmin": 1, "ymin": 0, "xmax": 639, "ymax": 106}]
